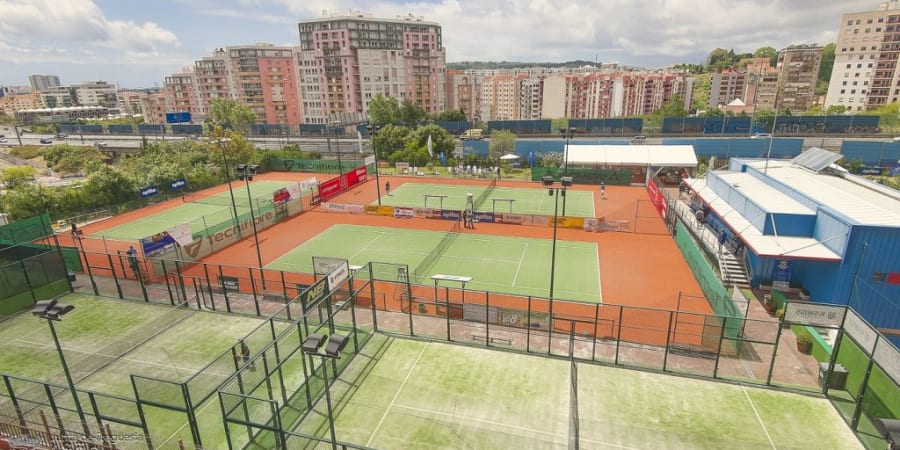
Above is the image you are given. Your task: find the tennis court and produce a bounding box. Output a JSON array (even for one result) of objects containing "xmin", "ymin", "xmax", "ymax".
[
  {"xmin": 296, "ymin": 335, "xmax": 863, "ymax": 449},
  {"xmin": 90, "ymin": 180, "xmax": 296, "ymax": 240},
  {"xmin": 264, "ymin": 224, "xmax": 602, "ymax": 302},
  {"xmin": 0, "ymin": 293, "xmax": 290, "ymax": 449},
  {"xmin": 382, "ymin": 182, "xmax": 596, "ymax": 217}
]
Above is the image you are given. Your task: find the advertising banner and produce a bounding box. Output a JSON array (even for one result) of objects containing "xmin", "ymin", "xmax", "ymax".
[
  {"xmin": 141, "ymin": 231, "xmax": 177, "ymax": 256},
  {"xmin": 647, "ymin": 178, "xmax": 666, "ymax": 218},
  {"xmin": 474, "ymin": 211, "xmax": 495, "ymax": 223},
  {"xmin": 440, "ymin": 210, "xmax": 462, "ymax": 221},
  {"xmin": 772, "ymin": 259, "xmax": 792, "ymax": 290},
  {"xmin": 393, "ymin": 207, "xmax": 414, "ymax": 219},
  {"xmin": 319, "ymin": 177, "xmax": 343, "ymax": 201}
]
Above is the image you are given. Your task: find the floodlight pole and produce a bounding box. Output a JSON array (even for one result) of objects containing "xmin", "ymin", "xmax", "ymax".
[
  {"xmin": 333, "ymin": 121, "xmax": 343, "ymax": 175},
  {"xmin": 240, "ymin": 172, "xmax": 266, "ymax": 290},
  {"xmin": 368, "ymin": 125, "xmax": 383, "ymax": 205},
  {"xmin": 217, "ymin": 139, "xmax": 241, "ymax": 234},
  {"xmin": 46, "ymin": 318, "xmax": 90, "ymax": 436},
  {"xmin": 318, "ymin": 355, "xmax": 338, "ymax": 450},
  {"xmin": 562, "ymin": 127, "xmax": 576, "ymax": 175}
]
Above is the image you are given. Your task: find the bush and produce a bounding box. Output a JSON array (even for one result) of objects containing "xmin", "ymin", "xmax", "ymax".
[
  {"xmin": 796, "ymin": 332, "xmax": 813, "ymax": 345},
  {"xmin": 10, "ymin": 146, "xmax": 42, "ymax": 160}
]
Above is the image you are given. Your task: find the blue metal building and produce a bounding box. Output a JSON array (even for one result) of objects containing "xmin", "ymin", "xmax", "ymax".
[{"xmin": 685, "ymin": 150, "xmax": 900, "ymax": 343}]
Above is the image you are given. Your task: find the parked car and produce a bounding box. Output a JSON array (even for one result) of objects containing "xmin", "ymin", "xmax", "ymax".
[
  {"xmin": 39, "ymin": 138, "xmax": 53, "ymax": 144},
  {"xmin": 0, "ymin": 138, "xmax": 7, "ymax": 143},
  {"xmin": 751, "ymin": 133, "xmax": 772, "ymax": 139},
  {"xmin": 56, "ymin": 133, "xmax": 68, "ymax": 139},
  {"xmin": 631, "ymin": 135, "xmax": 646, "ymax": 143}
]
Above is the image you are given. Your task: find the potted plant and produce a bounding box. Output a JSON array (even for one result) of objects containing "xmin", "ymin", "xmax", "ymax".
[
  {"xmin": 799, "ymin": 288, "xmax": 810, "ymax": 301},
  {"xmin": 796, "ymin": 332, "xmax": 813, "ymax": 354},
  {"xmin": 763, "ymin": 294, "xmax": 775, "ymax": 313}
]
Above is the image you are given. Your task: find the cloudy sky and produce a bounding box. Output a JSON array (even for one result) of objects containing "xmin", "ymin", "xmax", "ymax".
[{"xmin": 0, "ymin": 0, "xmax": 878, "ymax": 89}]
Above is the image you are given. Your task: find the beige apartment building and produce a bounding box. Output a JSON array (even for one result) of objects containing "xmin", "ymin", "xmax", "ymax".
[
  {"xmin": 538, "ymin": 72, "xmax": 690, "ymax": 120},
  {"xmin": 825, "ymin": 0, "xmax": 900, "ymax": 111},
  {"xmin": 297, "ymin": 11, "xmax": 446, "ymax": 124},
  {"xmin": 444, "ymin": 68, "xmax": 481, "ymax": 123},
  {"xmin": 776, "ymin": 45, "xmax": 823, "ymax": 112}
]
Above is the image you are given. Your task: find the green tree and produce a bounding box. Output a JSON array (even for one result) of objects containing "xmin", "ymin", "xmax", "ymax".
[
  {"xmin": 826, "ymin": 105, "xmax": 848, "ymax": 115},
  {"xmin": 400, "ymin": 99, "xmax": 427, "ymax": 127},
  {"xmin": 372, "ymin": 124, "xmax": 412, "ymax": 162},
  {"xmin": 754, "ymin": 47, "xmax": 777, "ymax": 59},
  {"xmin": 1, "ymin": 166, "xmax": 37, "ymax": 189},
  {"xmin": 1, "ymin": 183, "xmax": 55, "ymax": 220},
  {"xmin": 692, "ymin": 73, "xmax": 712, "ymax": 112},
  {"xmin": 208, "ymin": 99, "xmax": 256, "ymax": 135},
  {"xmin": 435, "ymin": 110, "xmax": 468, "ymax": 122},
  {"xmin": 818, "ymin": 43, "xmax": 836, "ymax": 85},
  {"xmin": 82, "ymin": 164, "xmax": 137, "ymax": 207},
  {"xmin": 42, "ymin": 144, "xmax": 105, "ymax": 175},
  {"xmin": 368, "ymin": 94, "xmax": 402, "ymax": 126},
  {"xmin": 412, "ymin": 125, "xmax": 455, "ymax": 162},
  {"xmin": 488, "ymin": 130, "xmax": 516, "ymax": 162}
]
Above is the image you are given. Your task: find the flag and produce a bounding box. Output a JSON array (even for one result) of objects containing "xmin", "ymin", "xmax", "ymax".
[
  {"xmin": 529, "ymin": 151, "xmax": 535, "ymax": 167},
  {"xmin": 357, "ymin": 130, "xmax": 363, "ymax": 153},
  {"xmin": 427, "ymin": 134, "xmax": 433, "ymax": 157},
  {"xmin": 440, "ymin": 151, "xmax": 446, "ymax": 166}
]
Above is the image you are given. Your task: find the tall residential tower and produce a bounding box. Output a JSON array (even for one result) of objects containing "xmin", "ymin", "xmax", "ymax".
[{"xmin": 297, "ymin": 11, "xmax": 446, "ymax": 124}]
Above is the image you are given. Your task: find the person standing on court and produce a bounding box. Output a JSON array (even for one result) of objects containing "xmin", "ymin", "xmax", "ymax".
[
  {"xmin": 600, "ymin": 181, "xmax": 606, "ymax": 200},
  {"xmin": 239, "ymin": 339, "xmax": 255, "ymax": 368},
  {"xmin": 126, "ymin": 245, "xmax": 139, "ymax": 278},
  {"xmin": 385, "ymin": 180, "xmax": 391, "ymax": 196}
]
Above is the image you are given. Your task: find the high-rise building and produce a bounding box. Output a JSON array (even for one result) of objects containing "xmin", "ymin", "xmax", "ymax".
[
  {"xmin": 824, "ymin": 0, "xmax": 900, "ymax": 111},
  {"xmin": 776, "ymin": 45, "xmax": 823, "ymax": 113},
  {"xmin": 297, "ymin": 11, "xmax": 446, "ymax": 124},
  {"xmin": 27, "ymin": 74, "xmax": 60, "ymax": 91},
  {"xmin": 444, "ymin": 69, "xmax": 481, "ymax": 122},
  {"xmin": 161, "ymin": 44, "xmax": 302, "ymax": 125}
]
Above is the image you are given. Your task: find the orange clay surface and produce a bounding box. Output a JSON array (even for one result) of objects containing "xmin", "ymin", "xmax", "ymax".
[{"xmin": 69, "ymin": 172, "xmax": 707, "ymax": 320}]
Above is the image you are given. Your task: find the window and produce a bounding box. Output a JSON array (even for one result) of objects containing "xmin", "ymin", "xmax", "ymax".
[
  {"xmin": 843, "ymin": 81, "xmax": 848, "ymax": 85},
  {"xmin": 841, "ymin": 89, "xmax": 846, "ymax": 94}
]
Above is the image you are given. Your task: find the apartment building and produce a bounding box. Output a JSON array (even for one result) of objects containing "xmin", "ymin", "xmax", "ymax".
[
  {"xmin": 825, "ymin": 0, "xmax": 900, "ymax": 111},
  {"xmin": 297, "ymin": 11, "xmax": 446, "ymax": 124},
  {"xmin": 444, "ymin": 69, "xmax": 481, "ymax": 122},
  {"xmin": 72, "ymin": 81, "xmax": 118, "ymax": 109},
  {"xmin": 163, "ymin": 71, "xmax": 201, "ymax": 121},
  {"xmin": 776, "ymin": 45, "xmax": 823, "ymax": 112},
  {"xmin": 141, "ymin": 92, "xmax": 168, "ymax": 125},
  {"xmin": 0, "ymin": 92, "xmax": 42, "ymax": 115},
  {"xmin": 537, "ymin": 72, "xmax": 690, "ymax": 120},
  {"xmin": 117, "ymin": 90, "xmax": 151, "ymax": 117},
  {"xmin": 27, "ymin": 74, "xmax": 60, "ymax": 91}
]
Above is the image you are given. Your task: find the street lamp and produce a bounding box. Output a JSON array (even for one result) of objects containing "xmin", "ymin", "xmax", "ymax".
[
  {"xmin": 561, "ymin": 127, "xmax": 576, "ymax": 175},
  {"xmin": 31, "ymin": 300, "xmax": 91, "ymax": 436},
  {"xmin": 367, "ymin": 125, "xmax": 383, "ymax": 205},
  {"xmin": 211, "ymin": 138, "xmax": 241, "ymax": 232},
  {"xmin": 301, "ymin": 333, "xmax": 350, "ymax": 450},
  {"xmin": 332, "ymin": 121, "xmax": 343, "ymax": 175},
  {"xmin": 543, "ymin": 176, "xmax": 569, "ymax": 354},
  {"xmin": 235, "ymin": 164, "xmax": 266, "ymax": 289}
]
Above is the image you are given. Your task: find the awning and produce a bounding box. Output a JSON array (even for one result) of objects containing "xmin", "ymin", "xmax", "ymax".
[{"xmin": 566, "ymin": 145, "xmax": 698, "ymax": 167}]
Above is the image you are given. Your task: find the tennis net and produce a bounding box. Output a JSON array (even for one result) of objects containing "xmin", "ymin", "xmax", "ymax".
[
  {"xmin": 183, "ymin": 192, "xmax": 270, "ymax": 210},
  {"xmin": 473, "ymin": 177, "xmax": 498, "ymax": 211},
  {"xmin": 412, "ymin": 219, "xmax": 462, "ymax": 282}
]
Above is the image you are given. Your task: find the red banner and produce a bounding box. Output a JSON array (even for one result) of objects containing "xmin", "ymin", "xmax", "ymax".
[
  {"xmin": 319, "ymin": 165, "xmax": 369, "ymax": 202},
  {"xmin": 319, "ymin": 177, "xmax": 343, "ymax": 202},
  {"xmin": 646, "ymin": 178, "xmax": 666, "ymax": 218}
]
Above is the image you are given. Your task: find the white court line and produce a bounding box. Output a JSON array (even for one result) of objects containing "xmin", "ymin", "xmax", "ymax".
[
  {"xmin": 365, "ymin": 342, "xmax": 428, "ymax": 447},
  {"xmin": 348, "ymin": 231, "xmax": 386, "ymax": 261},
  {"xmin": 156, "ymin": 392, "xmax": 220, "ymax": 449},
  {"xmin": 392, "ymin": 403, "xmax": 564, "ymax": 439},
  {"xmin": 511, "ymin": 243, "xmax": 528, "ymax": 286},
  {"xmin": 13, "ymin": 338, "xmax": 203, "ymax": 375},
  {"xmin": 741, "ymin": 384, "xmax": 777, "ymax": 449}
]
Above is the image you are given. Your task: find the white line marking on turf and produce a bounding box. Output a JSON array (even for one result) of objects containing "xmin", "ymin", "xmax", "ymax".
[
  {"xmin": 391, "ymin": 404, "xmax": 564, "ymax": 439},
  {"xmin": 511, "ymin": 243, "xmax": 528, "ymax": 286},
  {"xmin": 13, "ymin": 339, "xmax": 201, "ymax": 374},
  {"xmin": 741, "ymin": 384, "xmax": 776, "ymax": 449},
  {"xmin": 365, "ymin": 342, "xmax": 428, "ymax": 447}
]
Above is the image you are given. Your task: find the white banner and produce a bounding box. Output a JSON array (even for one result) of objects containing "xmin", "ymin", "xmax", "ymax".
[
  {"xmin": 169, "ymin": 223, "xmax": 193, "ymax": 247},
  {"xmin": 784, "ymin": 302, "xmax": 845, "ymax": 327},
  {"xmin": 843, "ymin": 310, "xmax": 877, "ymax": 354},
  {"xmin": 873, "ymin": 338, "xmax": 900, "ymax": 386},
  {"xmin": 287, "ymin": 183, "xmax": 302, "ymax": 200},
  {"xmin": 326, "ymin": 261, "xmax": 350, "ymax": 291},
  {"xmin": 364, "ymin": 155, "xmax": 375, "ymax": 166}
]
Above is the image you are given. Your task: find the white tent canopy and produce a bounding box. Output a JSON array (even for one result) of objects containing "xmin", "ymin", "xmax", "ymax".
[
  {"xmin": 499, "ymin": 153, "xmax": 520, "ymax": 160},
  {"xmin": 564, "ymin": 145, "xmax": 698, "ymax": 167}
]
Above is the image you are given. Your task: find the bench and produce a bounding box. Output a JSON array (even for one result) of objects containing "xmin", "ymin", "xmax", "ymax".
[
  {"xmin": 668, "ymin": 343, "xmax": 718, "ymax": 360},
  {"xmin": 471, "ymin": 334, "xmax": 512, "ymax": 345}
]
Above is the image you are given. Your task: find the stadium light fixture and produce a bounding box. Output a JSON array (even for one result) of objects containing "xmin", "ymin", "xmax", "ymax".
[
  {"xmin": 302, "ymin": 332, "xmax": 349, "ymax": 450},
  {"xmin": 32, "ymin": 300, "xmax": 90, "ymax": 435}
]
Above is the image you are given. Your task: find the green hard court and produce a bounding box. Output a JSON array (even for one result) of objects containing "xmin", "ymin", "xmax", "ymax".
[
  {"xmin": 265, "ymin": 224, "xmax": 602, "ymax": 302},
  {"xmin": 295, "ymin": 336, "xmax": 862, "ymax": 449},
  {"xmin": 381, "ymin": 182, "xmax": 596, "ymax": 218},
  {"xmin": 92, "ymin": 180, "xmax": 298, "ymax": 240}
]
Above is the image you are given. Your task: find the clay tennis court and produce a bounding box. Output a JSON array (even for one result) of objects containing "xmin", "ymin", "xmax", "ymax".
[{"xmin": 64, "ymin": 171, "xmax": 707, "ymax": 345}]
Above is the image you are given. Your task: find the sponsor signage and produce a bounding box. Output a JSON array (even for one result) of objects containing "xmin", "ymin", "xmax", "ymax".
[
  {"xmin": 364, "ymin": 155, "xmax": 375, "ymax": 166},
  {"xmin": 182, "ymin": 210, "xmax": 278, "ymax": 259},
  {"xmin": 474, "ymin": 211, "xmax": 495, "ymax": 223},
  {"xmin": 440, "ymin": 210, "xmax": 461, "ymax": 221},
  {"xmin": 859, "ymin": 166, "xmax": 884, "ymax": 175},
  {"xmin": 843, "ymin": 310, "xmax": 877, "ymax": 354},
  {"xmin": 873, "ymin": 339, "xmax": 900, "ymax": 385},
  {"xmin": 298, "ymin": 278, "xmax": 329, "ymax": 309},
  {"xmin": 393, "ymin": 207, "xmax": 414, "ymax": 218},
  {"xmin": 165, "ymin": 112, "xmax": 192, "ymax": 123},
  {"xmin": 326, "ymin": 262, "xmax": 350, "ymax": 291},
  {"xmin": 170, "ymin": 178, "xmax": 186, "ymax": 190},
  {"xmin": 140, "ymin": 185, "xmax": 159, "ymax": 198},
  {"xmin": 219, "ymin": 275, "xmax": 239, "ymax": 291},
  {"xmin": 784, "ymin": 302, "xmax": 845, "ymax": 327},
  {"xmin": 318, "ymin": 177, "xmax": 342, "ymax": 201},
  {"xmin": 140, "ymin": 231, "xmax": 177, "ymax": 256}
]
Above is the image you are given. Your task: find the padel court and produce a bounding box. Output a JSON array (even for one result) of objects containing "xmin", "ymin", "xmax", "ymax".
[
  {"xmin": 295, "ymin": 336, "xmax": 862, "ymax": 450},
  {"xmin": 0, "ymin": 294, "xmax": 290, "ymax": 449},
  {"xmin": 264, "ymin": 224, "xmax": 602, "ymax": 303},
  {"xmin": 380, "ymin": 182, "xmax": 597, "ymax": 217},
  {"xmin": 90, "ymin": 180, "xmax": 297, "ymax": 240}
]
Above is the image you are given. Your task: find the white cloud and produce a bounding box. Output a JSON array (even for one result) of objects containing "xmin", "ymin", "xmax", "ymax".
[{"xmin": 0, "ymin": 0, "xmax": 178, "ymax": 53}]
